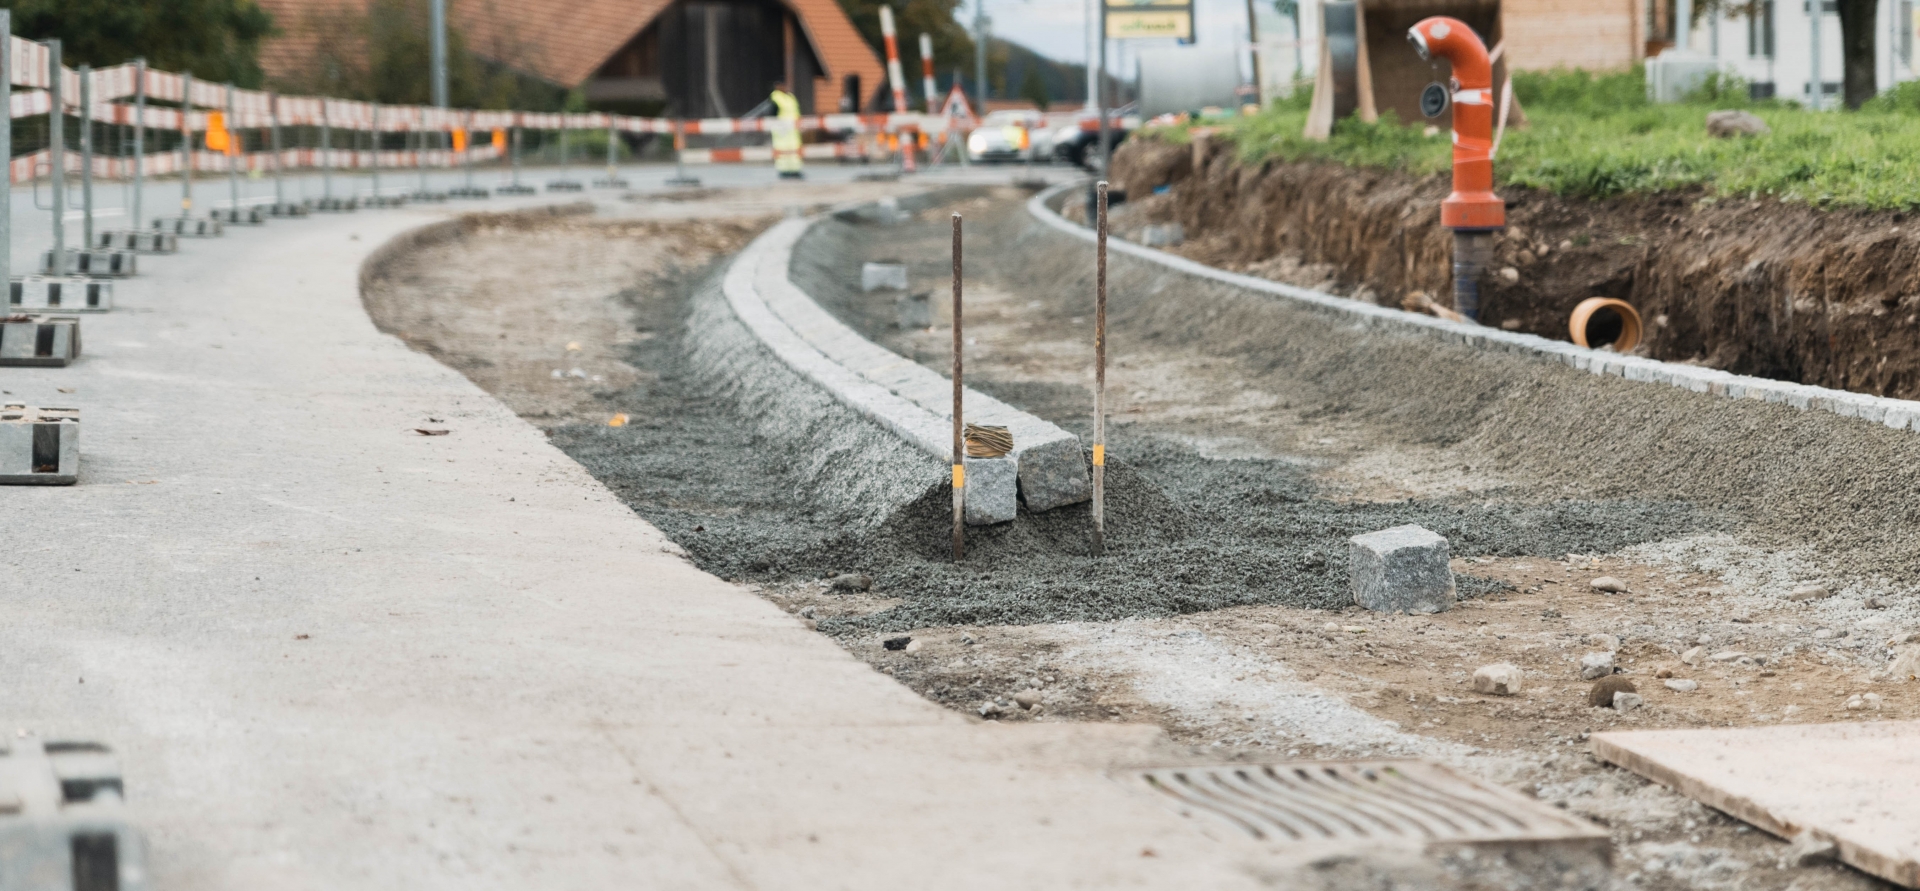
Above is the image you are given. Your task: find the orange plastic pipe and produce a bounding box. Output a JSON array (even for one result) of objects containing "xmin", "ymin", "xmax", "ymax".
[{"xmin": 1408, "ymin": 17, "xmax": 1504, "ymax": 231}]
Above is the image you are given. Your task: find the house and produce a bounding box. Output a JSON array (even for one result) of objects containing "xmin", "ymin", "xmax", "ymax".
[{"xmin": 255, "ymin": 0, "xmax": 888, "ymax": 116}]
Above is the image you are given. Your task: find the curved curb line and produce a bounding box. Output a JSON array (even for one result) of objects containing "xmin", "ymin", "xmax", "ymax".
[
  {"xmin": 721, "ymin": 214, "xmax": 1090, "ymax": 525},
  {"xmin": 1029, "ymin": 181, "xmax": 1920, "ymax": 432}
]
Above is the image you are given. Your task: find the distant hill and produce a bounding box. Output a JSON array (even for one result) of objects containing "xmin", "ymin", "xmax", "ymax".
[{"xmin": 928, "ymin": 38, "xmax": 1116, "ymax": 109}]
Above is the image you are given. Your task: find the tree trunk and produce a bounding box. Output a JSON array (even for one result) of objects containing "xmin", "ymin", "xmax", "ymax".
[{"xmin": 1837, "ymin": 0, "xmax": 1879, "ymax": 109}]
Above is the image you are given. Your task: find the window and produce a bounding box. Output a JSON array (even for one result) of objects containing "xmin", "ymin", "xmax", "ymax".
[{"xmin": 1750, "ymin": 0, "xmax": 1775, "ymax": 59}]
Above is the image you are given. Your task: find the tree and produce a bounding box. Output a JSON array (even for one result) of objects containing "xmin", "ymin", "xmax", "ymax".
[
  {"xmin": 1835, "ymin": 0, "xmax": 1878, "ymax": 109},
  {"xmin": 13, "ymin": 0, "xmax": 273, "ymax": 86},
  {"xmin": 835, "ymin": 0, "xmax": 975, "ymax": 109},
  {"xmin": 1019, "ymin": 65, "xmax": 1049, "ymax": 111},
  {"xmin": 272, "ymin": 0, "xmax": 561, "ymax": 110}
]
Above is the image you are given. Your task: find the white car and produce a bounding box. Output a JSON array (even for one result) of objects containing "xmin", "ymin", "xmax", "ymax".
[{"xmin": 966, "ymin": 110, "xmax": 1047, "ymax": 163}]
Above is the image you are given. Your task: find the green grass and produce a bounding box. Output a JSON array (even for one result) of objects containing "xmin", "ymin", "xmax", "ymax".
[{"xmin": 1180, "ymin": 67, "xmax": 1920, "ymax": 210}]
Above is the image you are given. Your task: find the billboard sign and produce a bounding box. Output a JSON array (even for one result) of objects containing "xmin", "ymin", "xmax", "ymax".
[{"xmin": 1105, "ymin": 0, "xmax": 1193, "ymax": 40}]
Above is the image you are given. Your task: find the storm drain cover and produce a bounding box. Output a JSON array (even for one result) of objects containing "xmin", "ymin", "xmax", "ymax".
[{"xmin": 1134, "ymin": 760, "xmax": 1606, "ymax": 847}]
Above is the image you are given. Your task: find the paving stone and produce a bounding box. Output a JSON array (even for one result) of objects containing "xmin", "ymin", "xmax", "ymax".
[{"xmin": 1348, "ymin": 524, "xmax": 1455, "ymax": 615}]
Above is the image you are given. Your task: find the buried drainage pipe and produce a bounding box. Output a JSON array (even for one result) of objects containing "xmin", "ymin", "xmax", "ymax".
[
  {"xmin": 1570, "ymin": 297, "xmax": 1643, "ymax": 352},
  {"xmin": 1408, "ymin": 17, "xmax": 1504, "ymax": 322}
]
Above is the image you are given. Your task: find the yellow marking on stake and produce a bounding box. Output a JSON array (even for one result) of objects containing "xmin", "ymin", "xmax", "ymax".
[
  {"xmin": 952, "ymin": 464, "xmax": 965, "ymax": 489},
  {"xmin": 608, "ymin": 413, "xmax": 628, "ymax": 427},
  {"xmin": 1092, "ymin": 444, "xmax": 1105, "ymax": 466}
]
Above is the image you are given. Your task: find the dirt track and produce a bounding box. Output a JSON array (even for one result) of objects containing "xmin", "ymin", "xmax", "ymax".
[{"xmin": 363, "ymin": 191, "xmax": 1918, "ymax": 891}]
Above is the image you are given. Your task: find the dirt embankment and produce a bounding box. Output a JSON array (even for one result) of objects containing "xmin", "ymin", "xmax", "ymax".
[{"xmin": 1105, "ymin": 137, "xmax": 1920, "ymax": 400}]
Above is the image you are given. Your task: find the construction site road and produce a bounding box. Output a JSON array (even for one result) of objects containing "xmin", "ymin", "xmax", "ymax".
[{"xmin": 0, "ymin": 171, "xmax": 1307, "ymax": 890}]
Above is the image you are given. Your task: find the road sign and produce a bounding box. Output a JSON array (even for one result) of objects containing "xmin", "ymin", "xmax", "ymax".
[{"xmin": 1105, "ymin": 0, "xmax": 1193, "ymax": 39}]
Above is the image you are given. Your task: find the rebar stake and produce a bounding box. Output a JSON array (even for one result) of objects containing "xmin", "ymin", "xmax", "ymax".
[
  {"xmin": 952, "ymin": 211, "xmax": 966, "ymax": 562},
  {"xmin": 1093, "ymin": 181, "xmax": 1109, "ymax": 556}
]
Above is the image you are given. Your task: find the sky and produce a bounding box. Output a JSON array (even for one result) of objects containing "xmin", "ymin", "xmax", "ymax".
[{"xmin": 971, "ymin": 0, "xmax": 1292, "ymax": 74}]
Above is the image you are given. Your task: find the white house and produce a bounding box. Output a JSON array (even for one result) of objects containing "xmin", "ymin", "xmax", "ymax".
[{"xmin": 1692, "ymin": 1, "xmax": 1916, "ymax": 105}]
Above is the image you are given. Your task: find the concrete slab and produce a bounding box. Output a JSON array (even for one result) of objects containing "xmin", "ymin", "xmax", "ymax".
[
  {"xmin": 1593, "ymin": 721, "xmax": 1920, "ymax": 888},
  {"xmin": 2, "ymin": 195, "xmax": 1270, "ymax": 890}
]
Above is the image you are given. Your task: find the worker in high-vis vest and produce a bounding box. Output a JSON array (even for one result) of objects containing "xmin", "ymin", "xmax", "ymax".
[{"xmin": 770, "ymin": 82, "xmax": 803, "ymax": 179}]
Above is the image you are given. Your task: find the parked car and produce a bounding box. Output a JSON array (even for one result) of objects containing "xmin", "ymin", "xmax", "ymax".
[
  {"xmin": 966, "ymin": 110, "xmax": 1048, "ymax": 163},
  {"xmin": 1051, "ymin": 105, "xmax": 1135, "ymax": 169}
]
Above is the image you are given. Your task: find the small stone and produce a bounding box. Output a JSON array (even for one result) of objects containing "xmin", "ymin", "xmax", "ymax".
[
  {"xmin": 1516, "ymin": 249, "xmax": 1537, "ymax": 265},
  {"xmin": 1706, "ymin": 109, "xmax": 1772, "ymax": 138},
  {"xmin": 1709, "ymin": 651, "xmax": 1745, "ymax": 662},
  {"xmin": 1655, "ymin": 666, "xmax": 1674, "ymax": 679},
  {"xmin": 1012, "ymin": 690, "xmax": 1042, "ymax": 710},
  {"xmin": 977, "ymin": 701, "xmax": 1003, "ymax": 718},
  {"xmin": 831, "ymin": 574, "xmax": 874, "ymax": 592},
  {"xmin": 1682, "ymin": 646, "xmax": 1705, "ymax": 666},
  {"xmin": 1813, "ymin": 629, "xmax": 1835, "ymax": 640},
  {"xmin": 1590, "ymin": 576, "xmax": 1629, "ymax": 594},
  {"xmin": 1779, "ymin": 831, "xmax": 1836, "ymax": 868},
  {"xmin": 1863, "ymin": 692, "xmax": 1883, "ymax": 710},
  {"xmin": 1695, "ymin": 634, "xmax": 1712, "ymax": 646},
  {"xmin": 1788, "ymin": 584, "xmax": 1832, "ymax": 602},
  {"xmin": 1613, "ymin": 691, "xmax": 1644, "ymax": 711},
  {"xmin": 1587, "ymin": 633, "xmax": 1621, "ymax": 652},
  {"xmin": 1322, "ymin": 622, "xmax": 1341, "ymax": 633},
  {"xmin": 1342, "ymin": 625, "xmax": 1366, "ymax": 634},
  {"xmin": 883, "ymin": 636, "xmax": 911, "ymax": 651},
  {"xmin": 1498, "ymin": 267, "xmax": 1520, "ymax": 284},
  {"xmin": 1845, "ymin": 695, "xmax": 1865, "ymax": 710},
  {"xmin": 1889, "ymin": 646, "xmax": 1920, "ymax": 681},
  {"xmin": 1665, "ymin": 678, "xmax": 1699, "ymax": 693},
  {"xmin": 904, "ymin": 639, "xmax": 924, "ymax": 654},
  {"xmin": 1865, "ymin": 595, "xmax": 1887, "ymax": 610},
  {"xmin": 1472, "ymin": 664, "xmax": 1524, "ymax": 696},
  {"xmin": 1588, "ymin": 675, "xmax": 1637, "ymax": 708},
  {"xmin": 1580, "ymin": 651, "xmax": 1615, "ymax": 680},
  {"xmin": 1348, "ymin": 524, "xmax": 1456, "ymax": 615}
]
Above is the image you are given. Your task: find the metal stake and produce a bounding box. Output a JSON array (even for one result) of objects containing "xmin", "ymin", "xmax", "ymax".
[
  {"xmin": 225, "ymin": 83, "xmax": 239, "ymax": 215},
  {"xmin": 605, "ymin": 122, "xmax": 617, "ymax": 181},
  {"xmin": 181, "ymin": 71, "xmax": 193, "ymax": 217},
  {"xmin": 952, "ymin": 212, "xmax": 966, "ymax": 562},
  {"xmin": 463, "ymin": 112, "xmax": 476, "ymax": 188},
  {"xmin": 80, "ymin": 65, "xmax": 94, "ymax": 250},
  {"xmin": 270, "ymin": 92, "xmax": 284, "ymax": 205},
  {"xmin": 1093, "ymin": 181, "xmax": 1108, "ymax": 555},
  {"xmin": 370, "ymin": 102, "xmax": 381, "ymax": 199},
  {"xmin": 511, "ymin": 126, "xmax": 522, "ymax": 185},
  {"xmin": 0, "ymin": 11, "xmax": 11, "ymax": 284},
  {"xmin": 321, "ymin": 101, "xmax": 332, "ymax": 200},
  {"xmin": 49, "ymin": 40, "xmax": 65, "ymax": 264},
  {"xmin": 132, "ymin": 58, "xmax": 145, "ymax": 227}
]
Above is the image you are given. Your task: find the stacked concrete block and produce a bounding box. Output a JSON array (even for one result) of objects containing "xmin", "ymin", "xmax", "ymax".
[
  {"xmin": 1349, "ymin": 524, "xmax": 1456, "ymax": 614},
  {"xmin": 495, "ymin": 183, "xmax": 537, "ymax": 196},
  {"xmin": 39, "ymin": 250, "xmax": 136, "ymax": 278},
  {"xmin": 1, "ymin": 405, "xmax": 80, "ymax": 484},
  {"xmin": 95, "ymin": 230, "xmax": 177, "ymax": 253},
  {"xmin": 10, "ymin": 277, "xmax": 113, "ymax": 313},
  {"xmin": 447, "ymin": 185, "xmax": 492, "ymax": 199},
  {"xmin": 0, "ymin": 737, "xmax": 149, "ymax": 891},
  {"xmin": 209, "ymin": 207, "xmax": 265, "ymax": 225},
  {"xmin": 154, "ymin": 217, "xmax": 223, "ymax": 237},
  {"xmin": 545, "ymin": 178, "xmax": 584, "ymax": 192},
  {"xmin": 309, "ymin": 197, "xmax": 359, "ymax": 213},
  {"xmin": 0, "ymin": 316, "xmax": 81, "ymax": 367},
  {"xmin": 266, "ymin": 201, "xmax": 311, "ymax": 217},
  {"xmin": 592, "ymin": 176, "xmax": 629, "ymax": 189},
  {"xmin": 362, "ymin": 195, "xmax": 408, "ymax": 209},
  {"xmin": 408, "ymin": 190, "xmax": 448, "ymax": 203}
]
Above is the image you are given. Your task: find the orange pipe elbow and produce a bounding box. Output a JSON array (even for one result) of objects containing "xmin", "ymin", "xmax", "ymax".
[{"xmin": 1409, "ymin": 17, "xmax": 1504, "ymax": 231}]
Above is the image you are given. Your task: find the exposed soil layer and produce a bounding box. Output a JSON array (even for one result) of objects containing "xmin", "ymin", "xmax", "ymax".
[{"xmin": 1102, "ymin": 137, "xmax": 1920, "ymax": 400}]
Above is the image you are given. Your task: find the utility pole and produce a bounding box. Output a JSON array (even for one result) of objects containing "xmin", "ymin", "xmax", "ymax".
[
  {"xmin": 431, "ymin": 0, "xmax": 448, "ymax": 109},
  {"xmin": 974, "ymin": 0, "xmax": 990, "ymax": 105}
]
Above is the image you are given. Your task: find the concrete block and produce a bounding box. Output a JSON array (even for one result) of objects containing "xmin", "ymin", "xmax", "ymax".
[
  {"xmin": 861, "ymin": 262, "xmax": 909, "ymax": 292},
  {"xmin": 40, "ymin": 249, "xmax": 136, "ymax": 278},
  {"xmin": 1349, "ymin": 524, "xmax": 1455, "ymax": 614},
  {"xmin": 1472, "ymin": 663, "xmax": 1523, "ymax": 695},
  {"xmin": 153, "ymin": 216, "xmax": 224, "ymax": 236},
  {"xmin": 446, "ymin": 186, "xmax": 492, "ymax": 199},
  {"xmin": 963, "ymin": 455, "xmax": 1018, "ymax": 525},
  {"xmin": 0, "ymin": 736, "xmax": 149, "ymax": 891},
  {"xmin": 95, "ymin": 230, "xmax": 177, "ymax": 253},
  {"xmin": 895, "ymin": 291, "xmax": 933, "ymax": 328},
  {"xmin": 0, "ymin": 404, "xmax": 79, "ymax": 484},
  {"xmin": 1140, "ymin": 223, "xmax": 1185, "ymax": 247},
  {"xmin": 546, "ymin": 179, "xmax": 584, "ymax": 192},
  {"xmin": 1884, "ymin": 406, "xmax": 1917, "ymax": 431},
  {"xmin": 1016, "ymin": 435, "xmax": 1093, "ymax": 513},
  {"xmin": 361, "ymin": 195, "xmax": 407, "ymax": 209},
  {"xmin": 0, "ymin": 315, "xmax": 81, "ymax": 367},
  {"xmin": 592, "ymin": 176, "xmax": 629, "ymax": 189},
  {"xmin": 407, "ymin": 190, "xmax": 448, "ymax": 203},
  {"xmin": 10, "ymin": 277, "xmax": 113, "ymax": 313},
  {"xmin": 495, "ymin": 183, "xmax": 537, "ymax": 196},
  {"xmin": 209, "ymin": 206, "xmax": 266, "ymax": 225},
  {"xmin": 309, "ymin": 197, "xmax": 359, "ymax": 213},
  {"xmin": 266, "ymin": 201, "xmax": 311, "ymax": 217}
]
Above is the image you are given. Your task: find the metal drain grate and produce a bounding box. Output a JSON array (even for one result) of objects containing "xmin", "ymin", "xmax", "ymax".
[{"xmin": 1136, "ymin": 760, "xmax": 1605, "ymax": 847}]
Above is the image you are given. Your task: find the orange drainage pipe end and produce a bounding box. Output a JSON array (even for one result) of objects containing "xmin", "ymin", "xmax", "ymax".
[{"xmin": 1569, "ymin": 297, "xmax": 1643, "ymax": 352}]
